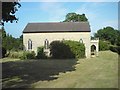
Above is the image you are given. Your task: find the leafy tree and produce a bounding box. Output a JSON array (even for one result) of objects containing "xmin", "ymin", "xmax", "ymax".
[
  {"xmin": 1, "ymin": 27, "xmax": 23, "ymax": 52},
  {"xmin": 1, "ymin": 27, "xmax": 6, "ymax": 47},
  {"xmin": 99, "ymin": 40, "xmax": 110, "ymax": 51},
  {"xmin": 94, "ymin": 26, "xmax": 119, "ymax": 45},
  {"xmin": 116, "ymin": 31, "xmax": 120, "ymax": 46},
  {"xmin": 63, "ymin": 13, "xmax": 88, "ymax": 22},
  {"xmin": 1, "ymin": 2, "xmax": 21, "ymax": 25}
]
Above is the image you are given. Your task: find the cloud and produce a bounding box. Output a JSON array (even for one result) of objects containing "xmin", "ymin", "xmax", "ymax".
[{"xmin": 40, "ymin": 2, "xmax": 68, "ymax": 21}]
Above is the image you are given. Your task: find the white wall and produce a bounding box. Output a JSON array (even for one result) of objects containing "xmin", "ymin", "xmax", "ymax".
[{"xmin": 23, "ymin": 32, "xmax": 91, "ymax": 58}]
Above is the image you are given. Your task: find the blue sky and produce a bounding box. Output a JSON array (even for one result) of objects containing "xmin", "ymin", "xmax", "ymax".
[{"xmin": 3, "ymin": 2, "xmax": 118, "ymax": 38}]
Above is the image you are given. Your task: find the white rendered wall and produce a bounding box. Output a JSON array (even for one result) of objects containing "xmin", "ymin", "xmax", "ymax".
[{"xmin": 23, "ymin": 32, "xmax": 91, "ymax": 58}]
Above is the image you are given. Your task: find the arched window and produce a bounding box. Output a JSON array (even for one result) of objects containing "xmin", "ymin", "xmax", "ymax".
[
  {"xmin": 44, "ymin": 39, "xmax": 49, "ymax": 49},
  {"xmin": 79, "ymin": 38, "xmax": 83, "ymax": 43},
  {"xmin": 28, "ymin": 39, "xmax": 32, "ymax": 50}
]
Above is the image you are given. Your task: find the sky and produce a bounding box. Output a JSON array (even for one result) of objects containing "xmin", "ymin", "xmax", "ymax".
[{"xmin": 3, "ymin": 1, "xmax": 119, "ymax": 38}]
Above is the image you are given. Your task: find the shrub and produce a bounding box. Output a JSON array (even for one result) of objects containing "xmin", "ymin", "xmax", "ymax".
[
  {"xmin": 2, "ymin": 47, "xmax": 7, "ymax": 58},
  {"xmin": 117, "ymin": 46, "xmax": 120, "ymax": 55},
  {"xmin": 109, "ymin": 45, "xmax": 117, "ymax": 52},
  {"xmin": 63, "ymin": 40, "xmax": 85, "ymax": 58},
  {"xmin": 8, "ymin": 51, "xmax": 23, "ymax": 58},
  {"xmin": 99, "ymin": 40, "xmax": 110, "ymax": 51},
  {"xmin": 26, "ymin": 51, "xmax": 36, "ymax": 59},
  {"xmin": 50, "ymin": 41, "xmax": 75, "ymax": 59},
  {"xmin": 20, "ymin": 51, "xmax": 36, "ymax": 60},
  {"xmin": 109, "ymin": 45, "xmax": 120, "ymax": 54},
  {"xmin": 36, "ymin": 47, "xmax": 47, "ymax": 59}
]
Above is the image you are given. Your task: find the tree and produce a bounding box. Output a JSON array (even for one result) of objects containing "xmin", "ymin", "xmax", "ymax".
[
  {"xmin": 94, "ymin": 26, "xmax": 119, "ymax": 45},
  {"xmin": 99, "ymin": 40, "xmax": 110, "ymax": 51},
  {"xmin": 1, "ymin": 27, "xmax": 7, "ymax": 49},
  {"xmin": 1, "ymin": 1, "xmax": 21, "ymax": 25},
  {"xmin": 63, "ymin": 13, "xmax": 88, "ymax": 22},
  {"xmin": 116, "ymin": 31, "xmax": 120, "ymax": 46},
  {"xmin": 1, "ymin": 27, "xmax": 23, "ymax": 52}
]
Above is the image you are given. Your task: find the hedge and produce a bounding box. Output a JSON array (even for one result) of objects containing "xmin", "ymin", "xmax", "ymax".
[
  {"xmin": 50, "ymin": 40, "xmax": 85, "ymax": 59},
  {"xmin": 50, "ymin": 41, "xmax": 75, "ymax": 59},
  {"xmin": 63, "ymin": 40, "xmax": 85, "ymax": 58}
]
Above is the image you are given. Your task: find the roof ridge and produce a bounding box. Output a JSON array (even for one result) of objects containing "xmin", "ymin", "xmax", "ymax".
[
  {"xmin": 28, "ymin": 21, "xmax": 89, "ymax": 24},
  {"xmin": 23, "ymin": 22, "xmax": 91, "ymax": 33}
]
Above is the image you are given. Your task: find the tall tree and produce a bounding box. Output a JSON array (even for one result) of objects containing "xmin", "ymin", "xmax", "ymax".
[
  {"xmin": 1, "ymin": 27, "xmax": 23, "ymax": 51},
  {"xmin": 1, "ymin": 1, "xmax": 21, "ymax": 25},
  {"xmin": 94, "ymin": 26, "xmax": 119, "ymax": 45},
  {"xmin": 117, "ymin": 31, "xmax": 120, "ymax": 46},
  {"xmin": 63, "ymin": 13, "xmax": 88, "ymax": 22},
  {"xmin": 1, "ymin": 27, "xmax": 7, "ymax": 48}
]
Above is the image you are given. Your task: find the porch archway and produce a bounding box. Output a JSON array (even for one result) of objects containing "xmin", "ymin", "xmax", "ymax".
[{"xmin": 91, "ymin": 45, "xmax": 96, "ymax": 55}]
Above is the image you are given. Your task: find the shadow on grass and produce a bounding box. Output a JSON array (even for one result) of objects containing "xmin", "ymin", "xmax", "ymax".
[{"xmin": 2, "ymin": 59, "xmax": 78, "ymax": 88}]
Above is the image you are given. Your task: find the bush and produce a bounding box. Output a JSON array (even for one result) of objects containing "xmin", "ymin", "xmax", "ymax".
[
  {"xmin": 8, "ymin": 51, "xmax": 23, "ymax": 58},
  {"xmin": 109, "ymin": 45, "xmax": 120, "ymax": 55},
  {"xmin": 36, "ymin": 47, "xmax": 47, "ymax": 59},
  {"xmin": 117, "ymin": 46, "xmax": 120, "ymax": 55},
  {"xmin": 2, "ymin": 47, "xmax": 7, "ymax": 58},
  {"xmin": 20, "ymin": 51, "xmax": 36, "ymax": 60},
  {"xmin": 63, "ymin": 40, "xmax": 85, "ymax": 58},
  {"xmin": 99, "ymin": 40, "xmax": 110, "ymax": 51},
  {"xmin": 109, "ymin": 45, "xmax": 117, "ymax": 52},
  {"xmin": 50, "ymin": 41, "xmax": 75, "ymax": 59}
]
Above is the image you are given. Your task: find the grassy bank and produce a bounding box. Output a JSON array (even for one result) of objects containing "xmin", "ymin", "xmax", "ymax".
[{"xmin": 1, "ymin": 51, "xmax": 118, "ymax": 88}]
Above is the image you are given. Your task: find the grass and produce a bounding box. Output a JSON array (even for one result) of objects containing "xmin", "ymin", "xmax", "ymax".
[{"xmin": 1, "ymin": 51, "xmax": 118, "ymax": 88}]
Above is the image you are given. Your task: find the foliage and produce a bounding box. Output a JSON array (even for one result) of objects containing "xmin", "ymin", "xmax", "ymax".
[
  {"xmin": 109, "ymin": 45, "xmax": 118, "ymax": 53},
  {"xmin": 50, "ymin": 41, "xmax": 75, "ymax": 59},
  {"xmin": 36, "ymin": 47, "xmax": 47, "ymax": 59},
  {"xmin": 20, "ymin": 51, "xmax": 36, "ymax": 60},
  {"xmin": 99, "ymin": 40, "xmax": 110, "ymax": 51},
  {"xmin": 63, "ymin": 13, "xmax": 88, "ymax": 22},
  {"xmin": 2, "ymin": 47, "xmax": 7, "ymax": 58},
  {"xmin": 116, "ymin": 31, "xmax": 120, "ymax": 46},
  {"xmin": 117, "ymin": 46, "xmax": 120, "ymax": 55},
  {"xmin": 63, "ymin": 40, "xmax": 85, "ymax": 58},
  {"xmin": 1, "ymin": 2, "xmax": 21, "ymax": 25},
  {"xmin": 109, "ymin": 45, "xmax": 120, "ymax": 55},
  {"xmin": 50, "ymin": 40, "xmax": 85, "ymax": 59},
  {"xmin": 2, "ymin": 27, "xmax": 23, "ymax": 51},
  {"xmin": 8, "ymin": 51, "xmax": 23, "ymax": 59},
  {"xmin": 94, "ymin": 26, "xmax": 119, "ymax": 45}
]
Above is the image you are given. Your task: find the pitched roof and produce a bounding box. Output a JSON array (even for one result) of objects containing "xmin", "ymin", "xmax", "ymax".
[{"xmin": 23, "ymin": 22, "xmax": 91, "ymax": 33}]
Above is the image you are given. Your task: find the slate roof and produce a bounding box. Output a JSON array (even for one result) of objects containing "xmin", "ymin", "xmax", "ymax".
[{"xmin": 23, "ymin": 22, "xmax": 91, "ymax": 33}]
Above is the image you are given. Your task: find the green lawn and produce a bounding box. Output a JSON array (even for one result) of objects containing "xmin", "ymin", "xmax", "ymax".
[{"xmin": 1, "ymin": 51, "xmax": 118, "ymax": 88}]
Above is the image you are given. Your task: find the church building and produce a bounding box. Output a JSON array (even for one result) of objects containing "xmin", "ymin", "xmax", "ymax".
[{"xmin": 23, "ymin": 22, "xmax": 99, "ymax": 58}]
